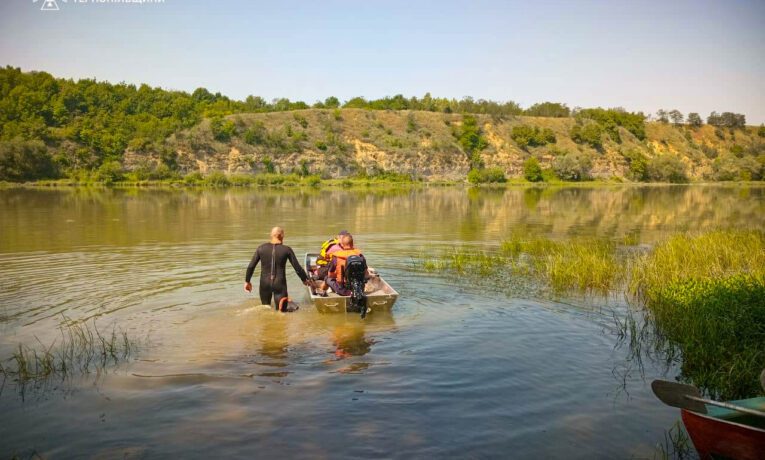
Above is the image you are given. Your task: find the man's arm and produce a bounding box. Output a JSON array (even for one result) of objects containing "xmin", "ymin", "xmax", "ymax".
[
  {"xmin": 244, "ymin": 249, "xmax": 260, "ymax": 292},
  {"xmin": 287, "ymin": 247, "xmax": 309, "ymax": 283}
]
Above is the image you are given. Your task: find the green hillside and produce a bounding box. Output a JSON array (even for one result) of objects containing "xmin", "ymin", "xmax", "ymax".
[{"xmin": 1, "ymin": 66, "xmax": 763, "ymax": 184}]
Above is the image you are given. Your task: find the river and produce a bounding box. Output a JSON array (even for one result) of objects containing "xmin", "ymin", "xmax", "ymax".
[{"xmin": 1, "ymin": 184, "xmax": 763, "ymax": 458}]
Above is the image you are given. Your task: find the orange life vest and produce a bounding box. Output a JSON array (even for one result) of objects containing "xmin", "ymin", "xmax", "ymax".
[{"xmin": 329, "ymin": 248, "xmax": 362, "ymax": 283}]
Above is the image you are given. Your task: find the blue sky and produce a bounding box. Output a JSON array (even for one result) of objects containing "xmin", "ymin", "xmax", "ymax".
[{"xmin": 1, "ymin": 0, "xmax": 763, "ymax": 123}]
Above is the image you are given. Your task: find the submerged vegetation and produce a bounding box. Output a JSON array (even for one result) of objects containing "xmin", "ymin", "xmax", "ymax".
[
  {"xmin": 420, "ymin": 229, "xmax": 765, "ymax": 399},
  {"xmin": 0, "ymin": 318, "xmax": 135, "ymax": 392}
]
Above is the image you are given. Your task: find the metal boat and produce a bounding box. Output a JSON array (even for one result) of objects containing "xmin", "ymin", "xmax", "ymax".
[{"xmin": 304, "ymin": 253, "xmax": 399, "ymax": 314}]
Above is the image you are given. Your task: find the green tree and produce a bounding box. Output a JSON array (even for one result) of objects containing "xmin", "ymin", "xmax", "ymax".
[
  {"xmin": 211, "ymin": 117, "xmax": 236, "ymax": 142},
  {"xmin": 570, "ymin": 123, "xmax": 603, "ymax": 149},
  {"xmin": 455, "ymin": 115, "xmax": 488, "ymax": 168},
  {"xmin": 511, "ymin": 125, "xmax": 556, "ymax": 149},
  {"xmin": 523, "ymin": 157, "xmax": 543, "ymax": 182},
  {"xmin": 0, "ymin": 139, "xmax": 58, "ymax": 181},
  {"xmin": 524, "ymin": 102, "xmax": 570, "ymax": 118},
  {"xmin": 324, "ymin": 96, "xmax": 340, "ymax": 108},
  {"xmin": 687, "ymin": 113, "xmax": 703, "ymax": 128},
  {"xmin": 669, "ymin": 110, "xmax": 684, "ymax": 125}
]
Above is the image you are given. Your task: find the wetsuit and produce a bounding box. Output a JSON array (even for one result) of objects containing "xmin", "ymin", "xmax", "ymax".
[{"xmin": 245, "ymin": 243, "xmax": 308, "ymax": 308}]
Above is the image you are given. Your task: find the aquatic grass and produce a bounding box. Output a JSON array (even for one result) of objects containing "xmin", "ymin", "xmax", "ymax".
[
  {"xmin": 0, "ymin": 318, "xmax": 135, "ymax": 389},
  {"xmin": 628, "ymin": 229, "xmax": 765, "ymax": 302},
  {"xmin": 500, "ymin": 234, "xmax": 625, "ymax": 294},
  {"xmin": 420, "ymin": 248, "xmax": 507, "ymax": 277},
  {"xmin": 627, "ymin": 230, "xmax": 765, "ymax": 399},
  {"xmin": 654, "ymin": 420, "xmax": 693, "ymax": 460},
  {"xmin": 419, "ymin": 229, "xmax": 765, "ymax": 398},
  {"xmin": 638, "ymin": 274, "xmax": 765, "ymax": 399}
]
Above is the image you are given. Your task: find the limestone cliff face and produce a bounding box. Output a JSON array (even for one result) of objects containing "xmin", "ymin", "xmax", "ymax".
[{"xmin": 126, "ymin": 109, "xmax": 763, "ymax": 180}]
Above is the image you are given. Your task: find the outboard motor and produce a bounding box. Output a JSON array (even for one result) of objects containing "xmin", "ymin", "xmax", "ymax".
[{"xmin": 344, "ymin": 255, "xmax": 368, "ymax": 319}]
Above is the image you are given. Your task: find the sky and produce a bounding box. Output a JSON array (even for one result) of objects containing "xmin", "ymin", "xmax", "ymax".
[{"xmin": 0, "ymin": 0, "xmax": 763, "ymax": 123}]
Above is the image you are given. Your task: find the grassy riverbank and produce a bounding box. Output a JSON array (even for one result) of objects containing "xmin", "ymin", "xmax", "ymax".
[
  {"xmin": 420, "ymin": 229, "xmax": 765, "ymax": 399},
  {"xmin": 5, "ymin": 173, "xmax": 765, "ymax": 191}
]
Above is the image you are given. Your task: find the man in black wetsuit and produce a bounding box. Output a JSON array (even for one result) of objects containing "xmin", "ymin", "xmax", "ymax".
[{"xmin": 244, "ymin": 226, "xmax": 311, "ymax": 309}]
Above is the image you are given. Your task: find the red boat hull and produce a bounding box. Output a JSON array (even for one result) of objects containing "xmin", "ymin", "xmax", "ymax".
[{"xmin": 682, "ymin": 409, "xmax": 765, "ymax": 460}]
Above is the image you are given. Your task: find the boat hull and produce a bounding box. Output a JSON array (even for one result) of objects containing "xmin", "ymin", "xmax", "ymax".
[
  {"xmin": 304, "ymin": 253, "xmax": 399, "ymax": 314},
  {"xmin": 681, "ymin": 407, "xmax": 765, "ymax": 460}
]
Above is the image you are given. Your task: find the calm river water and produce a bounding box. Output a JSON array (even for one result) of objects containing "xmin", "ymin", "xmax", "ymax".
[{"xmin": 1, "ymin": 185, "xmax": 763, "ymax": 458}]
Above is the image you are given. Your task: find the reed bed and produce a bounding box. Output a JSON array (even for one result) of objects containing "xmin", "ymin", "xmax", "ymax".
[
  {"xmin": 0, "ymin": 318, "xmax": 134, "ymax": 388},
  {"xmin": 501, "ymin": 234, "xmax": 624, "ymax": 294},
  {"xmin": 629, "ymin": 230, "xmax": 765, "ymax": 399},
  {"xmin": 420, "ymin": 229, "xmax": 765, "ymax": 399}
]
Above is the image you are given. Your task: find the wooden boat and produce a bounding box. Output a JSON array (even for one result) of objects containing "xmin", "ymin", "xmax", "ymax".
[
  {"xmin": 680, "ymin": 397, "xmax": 765, "ymax": 460},
  {"xmin": 652, "ymin": 380, "xmax": 765, "ymax": 460},
  {"xmin": 303, "ymin": 253, "xmax": 399, "ymax": 314}
]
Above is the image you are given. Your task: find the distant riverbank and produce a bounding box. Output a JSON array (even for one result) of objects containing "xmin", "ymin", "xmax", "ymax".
[{"xmin": 3, "ymin": 174, "xmax": 765, "ymax": 190}]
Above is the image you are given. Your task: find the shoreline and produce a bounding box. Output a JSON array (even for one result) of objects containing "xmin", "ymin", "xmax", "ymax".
[{"xmin": 2, "ymin": 177, "xmax": 764, "ymax": 190}]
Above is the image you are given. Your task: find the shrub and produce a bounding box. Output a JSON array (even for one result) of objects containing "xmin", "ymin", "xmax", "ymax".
[
  {"xmin": 575, "ymin": 108, "xmax": 646, "ymax": 141},
  {"xmin": 623, "ymin": 149, "xmax": 649, "ymax": 181},
  {"xmin": 211, "ymin": 117, "xmax": 236, "ymax": 142},
  {"xmin": 467, "ymin": 167, "xmax": 506, "ymax": 184},
  {"xmin": 0, "ymin": 139, "xmax": 58, "ymax": 181},
  {"xmin": 552, "ymin": 152, "xmax": 592, "ymax": 181},
  {"xmin": 713, "ymin": 155, "xmax": 763, "ymax": 181},
  {"xmin": 183, "ymin": 171, "xmax": 203, "ymax": 185},
  {"xmin": 759, "ymin": 124, "xmax": 765, "ymax": 137},
  {"xmin": 701, "ymin": 144, "xmax": 719, "ymax": 159},
  {"xmin": 523, "ymin": 157, "xmax": 543, "ymax": 182},
  {"xmin": 647, "ymin": 154, "xmax": 688, "ymax": 183},
  {"xmin": 204, "ymin": 171, "xmax": 230, "ymax": 186},
  {"xmin": 304, "ymin": 175, "xmax": 321, "ymax": 187},
  {"xmin": 510, "ymin": 125, "xmax": 555, "ymax": 149},
  {"xmin": 293, "ymin": 113, "xmax": 309, "ymax": 129},
  {"xmin": 455, "ymin": 115, "xmax": 488, "ymax": 166},
  {"xmin": 406, "ymin": 113, "xmax": 418, "ymax": 133},
  {"xmin": 94, "ymin": 160, "xmax": 124, "ymax": 184},
  {"xmin": 243, "ymin": 122, "xmax": 267, "ymax": 145},
  {"xmin": 570, "ymin": 123, "xmax": 603, "ymax": 149},
  {"xmin": 262, "ymin": 155, "xmax": 275, "ymax": 173}
]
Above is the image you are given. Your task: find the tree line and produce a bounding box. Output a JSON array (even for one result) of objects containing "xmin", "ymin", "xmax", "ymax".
[{"xmin": 0, "ymin": 66, "xmax": 759, "ymax": 182}]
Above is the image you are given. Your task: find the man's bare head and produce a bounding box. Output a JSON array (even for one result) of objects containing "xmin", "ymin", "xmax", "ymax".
[
  {"xmin": 270, "ymin": 226, "xmax": 284, "ymax": 242},
  {"xmin": 340, "ymin": 234, "xmax": 353, "ymax": 249}
]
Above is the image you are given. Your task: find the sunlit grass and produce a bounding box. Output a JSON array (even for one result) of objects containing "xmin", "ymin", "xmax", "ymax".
[
  {"xmin": 628, "ymin": 229, "xmax": 765, "ymax": 302},
  {"xmin": 419, "ymin": 229, "xmax": 765, "ymax": 398},
  {"xmin": 501, "ymin": 234, "xmax": 624, "ymax": 293},
  {"xmin": 628, "ymin": 230, "xmax": 765, "ymax": 399}
]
